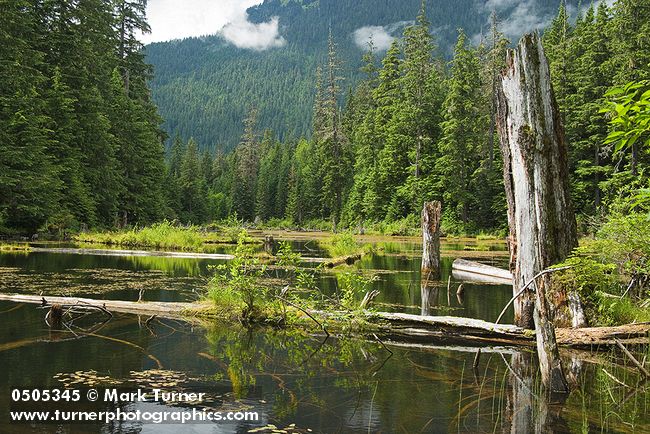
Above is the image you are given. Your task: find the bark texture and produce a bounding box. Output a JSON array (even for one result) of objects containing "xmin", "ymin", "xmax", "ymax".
[
  {"xmin": 495, "ymin": 32, "xmax": 580, "ymax": 395},
  {"xmin": 421, "ymin": 201, "xmax": 442, "ymax": 281}
]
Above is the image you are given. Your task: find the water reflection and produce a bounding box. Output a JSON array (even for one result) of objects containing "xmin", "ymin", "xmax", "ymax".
[{"xmin": 0, "ymin": 301, "xmax": 648, "ymax": 433}]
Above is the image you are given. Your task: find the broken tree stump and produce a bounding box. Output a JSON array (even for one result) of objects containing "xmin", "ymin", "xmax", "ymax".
[
  {"xmin": 421, "ymin": 201, "xmax": 442, "ymax": 282},
  {"xmin": 496, "ymin": 32, "xmax": 579, "ymax": 395}
]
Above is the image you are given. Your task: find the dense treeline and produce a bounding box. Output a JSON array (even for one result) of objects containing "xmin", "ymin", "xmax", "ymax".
[
  {"xmin": 164, "ymin": 0, "xmax": 650, "ymax": 235},
  {"xmin": 0, "ymin": 0, "xmax": 166, "ymax": 234},
  {"xmin": 3, "ymin": 0, "xmax": 648, "ymax": 237},
  {"xmin": 543, "ymin": 1, "xmax": 650, "ymax": 218},
  {"xmin": 146, "ymin": 0, "xmax": 579, "ymax": 151}
]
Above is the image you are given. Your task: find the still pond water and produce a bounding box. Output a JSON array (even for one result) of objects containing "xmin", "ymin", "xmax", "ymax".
[{"xmin": 0, "ymin": 237, "xmax": 647, "ymax": 433}]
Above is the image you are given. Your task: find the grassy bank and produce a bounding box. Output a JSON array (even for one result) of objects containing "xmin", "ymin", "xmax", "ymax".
[{"xmin": 75, "ymin": 221, "xmax": 205, "ymax": 251}]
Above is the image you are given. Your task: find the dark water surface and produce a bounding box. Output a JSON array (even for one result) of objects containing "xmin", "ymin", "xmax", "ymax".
[{"xmin": 0, "ymin": 239, "xmax": 648, "ymax": 433}]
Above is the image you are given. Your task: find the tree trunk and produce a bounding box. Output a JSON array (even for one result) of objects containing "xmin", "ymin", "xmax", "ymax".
[
  {"xmin": 495, "ymin": 32, "xmax": 579, "ymax": 395},
  {"xmin": 421, "ymin": 201, "xmax": 442, "ymax": 281}
]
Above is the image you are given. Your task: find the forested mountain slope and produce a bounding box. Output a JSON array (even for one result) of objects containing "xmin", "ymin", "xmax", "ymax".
[{"xmin": 145, "ymin": 0, "xmax": 579, "ymax": 151}]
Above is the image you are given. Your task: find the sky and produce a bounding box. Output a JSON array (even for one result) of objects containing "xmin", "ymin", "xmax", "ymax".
[
  {"xmin": 141, "ymin": 0, "xmax": 285, "ymax": 50},
  {"xmin": 141, "ymin": 0, "xmax": 618, "ymax": 50}
]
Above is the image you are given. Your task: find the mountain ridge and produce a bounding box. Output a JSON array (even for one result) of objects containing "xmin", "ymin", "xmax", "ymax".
[{"xmin": 145, "ymin": 0, "xmax": 579, "ymax": 151}]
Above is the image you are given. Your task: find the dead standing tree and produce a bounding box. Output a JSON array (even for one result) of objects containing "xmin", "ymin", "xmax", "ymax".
[
  {"xmin": 496, "ymin": 33, "xmax": 581, "ymax": 396},
  {"xmin": 421, "ymin": 201, "xmax": 442, "ymax": 282},
  {"xmin": 421, "ymin": 201, "xmax": 442, "ymax": 316}
]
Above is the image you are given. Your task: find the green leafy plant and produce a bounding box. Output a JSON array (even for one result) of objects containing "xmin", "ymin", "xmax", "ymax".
[
  {"xmin": 602, "ymin": 80, "xmax": 650, "ymax": 155},
  {"xmin": 337, "ymin": 272, "xmax": 378, "ymax": 311},
  {"xmin": 208, "ymin": 230, "xmax": 267, "ymax": 319}
]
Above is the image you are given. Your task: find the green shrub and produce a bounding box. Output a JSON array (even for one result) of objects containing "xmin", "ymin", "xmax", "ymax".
[
  {"xmin": 337, "ymin": 272, "xmax": 378, "ymax": 311},
  {"xmin": 208, "ymin": 230, "xmax": 268, "ymax": 319},
  {"xmin": 553, "ymin": 212, "xmax": 650, "ymax": 325}
]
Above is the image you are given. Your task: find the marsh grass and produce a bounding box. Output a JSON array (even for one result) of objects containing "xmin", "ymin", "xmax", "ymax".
[
  {"xmin": 76, "ymin": 221, "xmax": 205, "ymax": 251},
  {"xmin": 320, "ymin": 232, "xmax": 372, "ymax": 258}
]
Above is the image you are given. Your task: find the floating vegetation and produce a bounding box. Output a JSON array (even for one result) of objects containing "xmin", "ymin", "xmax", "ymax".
[
  {"xmin": 54, "ymin": 369, "xmax": 229, "ymax": 406},
  {"xmin": 0, "ymin": 266, "xmax": 204, "ymax": 300},
  {"xmin": 0, "ymin": 243, "xmax": 31, "ymax": 252},
  {"xmin": 129, "ymin": 369, "xmax": 187, "ymax": 389},
  {"xmin": 54, "ymin": 370, "xmax": 122, "ymax": 387},
  {"xmin": 248, "ymin": 424, "xmax": 312, "ymax": 433}
]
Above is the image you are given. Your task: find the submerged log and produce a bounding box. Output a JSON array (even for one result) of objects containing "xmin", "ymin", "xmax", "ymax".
[
  {"xmin": 452, "ymin": 258, "xmax": 513, "ymax": 285},
  {"xmin": 421, "ymin": 201, "xmax": 442, "ymax": 281},
  {"xmin": 496, "ymin": 32, "xmax": 582, "ymax": 395}
]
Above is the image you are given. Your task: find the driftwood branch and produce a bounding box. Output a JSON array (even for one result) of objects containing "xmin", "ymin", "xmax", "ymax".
[
  {"xmin": 495, "ymin": 266, "xmax": 572, "ymax": 325},
  {"xmin": 275, "ymin": 294, "xmax": 329, "ymax": 337},
  {"xmin": 615, "ymin": 339, "xmax": 650, "ymax": 378}
]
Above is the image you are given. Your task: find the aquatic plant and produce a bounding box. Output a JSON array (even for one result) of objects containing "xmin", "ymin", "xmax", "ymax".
[{"xmin": 0, "ymin": 243, "xmax": 31, "ymax": 252}]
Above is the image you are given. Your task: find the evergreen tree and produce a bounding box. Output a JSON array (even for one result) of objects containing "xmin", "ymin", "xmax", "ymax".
[
  {"xmin": 179, "ymin": 138, "xmax": 207, "ymax": 223},
  {"xmin": 564, "ymin": 3, "xmax": 614, "ymax": 213},
  {"xmin": 0, "ymin": 0, "xmax": 59, "ymax": 233},
  {"xmin": 400, "ymin": 1, "xmax": 444, "ymax": 210},
  {"xmin": 437, "ymin": 30, "xmax": 488, "ymax": 229},
  {"xmin": 315, "ymin": 31, "xmax": 350, "ymax": 229},
  {"xmin": 543, "ymin": 0, "xmax": 572, "ymax": 116},
  {"xmin": 232, "ymin": 107, "xmax": 260, "ymax": 221}
]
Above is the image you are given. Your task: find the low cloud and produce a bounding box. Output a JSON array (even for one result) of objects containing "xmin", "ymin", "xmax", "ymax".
[
  {"xmin": 499, "ymin": 1, "xmax": 552, "ymax": 39},
  {"xmin": 142, "ymin": 0, "xmax": 285, "ymax": 51},
  {"xmin": 221, "ymin": 14, "xmax": 286, "ymax": 50},
  {"xmin": 353, "ymin": 26, "xmax": 395, "ymax": 51},
  {"xmin": 352, "ymin": 21, "xmax": 413, "ymax": 51},
  {"xmin": 476, "ymin": 0, "xmax": 554, "ymax": 42}
]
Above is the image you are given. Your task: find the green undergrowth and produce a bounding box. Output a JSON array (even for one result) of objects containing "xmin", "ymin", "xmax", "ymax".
[
  {"xmin": 206, "ymin": 230, "xmax": 378, "ymax": 329},
  {"xmin": 552, "ymin": 212, "xmax": 650, "ymax": 326}
]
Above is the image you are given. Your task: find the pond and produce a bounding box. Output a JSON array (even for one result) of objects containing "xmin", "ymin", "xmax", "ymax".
[{"xmin": 0, "ymin": 237, "xmax": 647, "ymax": 433}]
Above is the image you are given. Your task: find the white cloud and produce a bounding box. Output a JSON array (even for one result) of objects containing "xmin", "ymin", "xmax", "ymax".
[
  {"xmin": 221, "ymin": 14, "xmax": 285, "ymax": 50},
  {"xmin": 351, "ymin": 21, "xmax": 413, "ymax": 51},
  {"xmin": 142, "ymin": 0, "xmax": 285, "ymax": 51},
  {"xmin": 476, "ymin": 0, "xmax": 554, "ymax": 42},
  {"xmin": 499, "ymin": 1, "xmax": 552, "ymax": 39},
  {"xmin": 353, "ymin": 26, "xmax": 395, "ymax": 51}
]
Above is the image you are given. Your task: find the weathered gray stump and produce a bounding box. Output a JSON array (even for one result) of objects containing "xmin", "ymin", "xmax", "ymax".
[
  {"xmin": 263, "ymin": 235, "xmax": 274, "ymax": 254},
  {"xmin": 496, "ymin": 32, "xmax": 579, "ymax": 395},
  {"xmin": 421, "ymin": 201, "xmax": 442, "ymax": 282}
]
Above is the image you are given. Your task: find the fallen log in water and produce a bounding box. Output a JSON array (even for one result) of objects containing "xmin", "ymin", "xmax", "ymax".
[
  {"xmin": 452, "ymin": 258, "xmax": 513, "ymax": 285},
  {"xmin": 30, "ymin": 247, "xmax": 235, "ymax": 260},
  {"xmin": 373, "ymin": 313, "xmax": 649, "ymax": 348},
  {"xmin": 0, "ymin": 294, "xmax": 199, "ymax": 320},
  {"xmin": 0, "ymin": 294, "xmax": 647, "ymax": 349},
  {"xmin": 369, "ymin": 311, "xmax": 533, "ymax": 346},
  {"xmin": 323, "ymin": 254, "xmax": 362, "ymax": 268}
]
